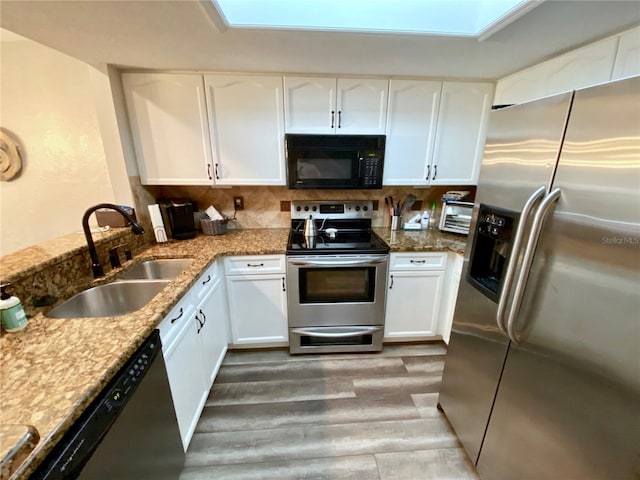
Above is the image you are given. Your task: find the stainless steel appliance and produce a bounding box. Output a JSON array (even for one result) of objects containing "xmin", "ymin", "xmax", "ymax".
[
  {"xmin": 439, "ymin": 200, "xmax": 473, "ymax": 235},
  {"xmin": 286, "ymin": 200, "xmax": 389, "ymax": 353},
  {"xmin": 438, "ymin": 76, "xmax": 640, "ymax": 479},
  {"xmin": 34, "ymin": 330, "xmax": 185, "ymax": 479},
  {"xmin": 286, "ymin": 134, "xmax": 385, "ymax": 189}
]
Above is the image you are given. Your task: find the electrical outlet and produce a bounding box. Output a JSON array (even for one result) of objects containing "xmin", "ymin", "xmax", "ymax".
[{"xmin": 233, "ymin": 196, "xmax": 244, "ymax": 210}]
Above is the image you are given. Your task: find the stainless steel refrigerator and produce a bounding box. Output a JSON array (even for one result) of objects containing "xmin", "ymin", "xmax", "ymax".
[{"xmin": 438, "ymin": 76, "xmax": 640, "ymax": 479}]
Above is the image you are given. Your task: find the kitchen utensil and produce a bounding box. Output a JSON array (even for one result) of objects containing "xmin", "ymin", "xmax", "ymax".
[{"xmin": 401, "ymin": 194, "xmax": 416, "ymax": 213}]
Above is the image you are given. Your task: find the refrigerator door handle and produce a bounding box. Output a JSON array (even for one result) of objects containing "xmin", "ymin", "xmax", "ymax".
[
  {"xmin": 496, "ymin": 185, "xmax": 547, "ymax": 334},
  {"xmin": 506, "ymin": 188, "xmax": 562, "ymax": 343}
]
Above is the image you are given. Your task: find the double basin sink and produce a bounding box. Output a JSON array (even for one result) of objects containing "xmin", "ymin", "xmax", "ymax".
[{"xmin": 46, "ymin": 258, "xmax": 193, "ymax": 318}]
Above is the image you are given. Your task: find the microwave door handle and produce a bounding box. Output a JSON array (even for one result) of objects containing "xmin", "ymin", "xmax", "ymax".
[{"xmin": 288, "ymin": 258, "xmax": 386, "ymax": 267}]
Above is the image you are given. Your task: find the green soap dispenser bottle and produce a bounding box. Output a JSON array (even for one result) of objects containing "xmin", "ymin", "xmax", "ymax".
[{"xmin": 1, "ymin": 283, "xmax": 28, "ymax": 332}]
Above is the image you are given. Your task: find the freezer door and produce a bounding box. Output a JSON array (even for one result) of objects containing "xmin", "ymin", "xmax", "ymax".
[
  {"xmin": 438, "ymin": 92, "xmax": 573, "ymax": 463},
  {"xmin": 478, "ymin": 77, "xmax": 640, "ymax": 479}
]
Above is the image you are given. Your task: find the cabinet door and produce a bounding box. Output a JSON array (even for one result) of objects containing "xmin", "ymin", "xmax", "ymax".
[
  {"xmin": 493, "ymin": 63, "xmax": 548, "ymax": 105},
  {"xmin": 226, "ymin": 274, "xmax": 288, "ymax": 345},
  {"xmin": 384, "ymin": 270, "xmax": 445, "ymax": 340},
  {"xmin": 437, "ymin": 253, "xmax": 463, "ymax": 344},
  {"xmin": 196, "ymin": 277, "xmax": 229, "ymax": 387},
  {"xmin": 204, "ymin": 74, "xmax": 286, "ymax": 185},
  {"xmin": 284, "ymin": 76, "xmax": 337, "ymax": 134},
  {"xmin": 544, "ymin": 36, "xmax": 618, "ymax": 96},
  {"xmin": 122, "ymin": 73, "xmax": 214, "ymax": 185},
  {"xmin": 336, "ymin": 78, "xmax": 389, "ymax": 134},
  {"xmin": 431, "ymin": 82, "xmax": 493, "ymax": 186},
  {"xmin": 383, "ymin": 80, "xmax": 441, "ymax": 185},
  {"xmin": 163, "ymin": 317, "xmax": 207, "ymax": 450},
  {"xmin": 612, "ymin": 26, "xmax": 640, "ymax": 80}
]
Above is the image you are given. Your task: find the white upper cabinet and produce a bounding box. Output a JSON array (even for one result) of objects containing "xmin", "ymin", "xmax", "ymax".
[
  {"xmin": 495, "ymin": 30, "xmax": 634, "ymax": 105},
  {"xmin": 122, "ymin": 73, "xmax": 214, "ymax": 185},
  {"xmin": 544, "ymin": 36, "xmax": 618, "ymax": 96},
  {"xmin": 431, "ymin": 82, "xmax": 493, "ymax": 185},
  {"xmin": 336, "ymin": 78, "xmax": 389, "ymax": 134},
  {"xmin": 284, "ymin": 76, "xmax": 388, "ymax": 134},
  {"xmin": 384, "ymin": 80, "xmax": 492, "ymax": 186},
  {"xmin": 204, "ymin": 74, "xmax": 286, "ymax": 185},
  {"xmin": 612, "ymin": 26, "xmax": 640, "ymax": 80},
  {"xmin": 284, "ymin": 77, "xmax": 336, "ymax": 134},
  {"xmin": 383, "ymin": 79, "xmax": 441, "ymax": 186},
  {"xmin": 493, "ymin": 63, "xmax": 548, "ymax": 106}
]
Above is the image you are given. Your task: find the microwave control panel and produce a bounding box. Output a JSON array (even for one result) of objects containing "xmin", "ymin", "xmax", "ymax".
[{"xmin": 358, "ymin": 152, "xmax": 383, "ymax": 187}]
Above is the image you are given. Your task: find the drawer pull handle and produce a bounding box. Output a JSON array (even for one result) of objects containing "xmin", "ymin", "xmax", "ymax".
[
  {"xmin": 202, "ymin": 274, "xmax": 212, "ymax": 285},
  {"xmin": 410, "ymin": 260, "xmax": 427, "ymax": 264},
  {"xmin": 247, "ymin": 263, "xmax": 264, "ymax": 267},
  {"xmin": 282, "ymin": 277, "xmax": 286, "ymax": 292},
  {"xmin": 389, "ymin": 275, "xmax": 394, "ymax": 289},
  {"xmin": 170, "ymin": 307, "xmax": 184, "ymax": 324}
]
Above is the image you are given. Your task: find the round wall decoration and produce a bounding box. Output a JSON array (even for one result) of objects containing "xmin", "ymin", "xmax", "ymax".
[{"xmin": 0, "ymin": 130, "xmax": 23, "ymax": 181}]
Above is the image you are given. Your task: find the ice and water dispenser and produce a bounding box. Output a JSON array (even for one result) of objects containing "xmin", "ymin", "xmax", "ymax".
[{"xmin": 467, "ymin": 204, "xmax": 518, "ymax": 302}]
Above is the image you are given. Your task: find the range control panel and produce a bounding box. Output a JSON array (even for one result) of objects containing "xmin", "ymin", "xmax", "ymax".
[{"xmin": 291, "ymin": 201, "xmax": 374, "ymax": 220}]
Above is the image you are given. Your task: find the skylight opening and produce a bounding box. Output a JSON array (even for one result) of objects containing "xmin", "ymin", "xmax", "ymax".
[{"xmin": 212, "ymin": 0, "xmax": 541, "ymax": 38}]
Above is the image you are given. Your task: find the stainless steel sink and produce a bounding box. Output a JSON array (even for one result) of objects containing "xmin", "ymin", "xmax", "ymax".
[
  {"xmin": 116, "ymin": 258, "xmax": 194, "ymax": 280},
  {"xmin": 46, "ymin": 280, "xmax": 170, "ymax": 318}
]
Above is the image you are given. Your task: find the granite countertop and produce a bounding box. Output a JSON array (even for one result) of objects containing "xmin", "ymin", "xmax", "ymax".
[
  {"xmin": 373, "ymin": 227, "xmax": 467, "ymax": 254},
  {"xmin": 0, "ymin": 227, "xmax": 465, "ymax": 479}
]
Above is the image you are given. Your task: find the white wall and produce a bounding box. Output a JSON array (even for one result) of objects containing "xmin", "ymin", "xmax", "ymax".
[{"xmin": 0, "ymin": 29, "xmax": 116, "ymax": 255}]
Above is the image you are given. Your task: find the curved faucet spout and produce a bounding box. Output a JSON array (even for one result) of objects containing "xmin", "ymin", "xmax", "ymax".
[{"xmin": 82, "ymin": 203, "xmax": 145, "ymax": 278}]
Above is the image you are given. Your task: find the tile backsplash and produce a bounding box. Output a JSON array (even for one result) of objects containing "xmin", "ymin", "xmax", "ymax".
[{"xmin": 143, "ymin": 185, "xmax": 476, "ymax": 229}]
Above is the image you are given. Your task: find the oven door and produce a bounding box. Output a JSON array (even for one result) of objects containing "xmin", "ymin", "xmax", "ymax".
[{"xmin": 286, "ymin": 255, "xmax": 388, "ymax": 328}]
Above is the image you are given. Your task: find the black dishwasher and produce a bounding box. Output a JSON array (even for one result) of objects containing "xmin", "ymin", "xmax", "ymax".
[{"xmin": 32, "ymin": 330, "xmax": 185, "ymax": 480}]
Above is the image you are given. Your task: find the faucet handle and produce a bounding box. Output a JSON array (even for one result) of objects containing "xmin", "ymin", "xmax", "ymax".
[{"xmin": 108, "ymin": 244, "xmax": 128, "ymax": 269}]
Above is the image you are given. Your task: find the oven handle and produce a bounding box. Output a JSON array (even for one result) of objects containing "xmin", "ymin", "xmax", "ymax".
[
  {"xmin": 288, "ymin": 258, "xmax": 387, "ymax": 267},
  {"xmin": 291, "ymin": 326, "xmax": 382, "ymax": 338}
]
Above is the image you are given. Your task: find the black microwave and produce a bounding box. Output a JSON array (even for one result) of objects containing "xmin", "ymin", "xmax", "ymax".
[{"xmin": 286, "ymin": 134, "xmax": 385, "ymax": 189}]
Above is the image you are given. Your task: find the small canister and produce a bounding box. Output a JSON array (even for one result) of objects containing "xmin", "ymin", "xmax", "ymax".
[{"xmin": 1, "ymin": 283, "xmax": 28, "ymax": 332}]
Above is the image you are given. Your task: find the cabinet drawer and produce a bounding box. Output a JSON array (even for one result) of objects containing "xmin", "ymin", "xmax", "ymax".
[
  {"xmin": 389, "ymin": 252, "xmax": 447, "ymax": 271},
  {"xmin": 158, "ymin": 292, "xmax": 195, "ymax": 350},
  {"xmin": 192, "ymin": 260, "xmax": 219, "ymax": 303},
  {"xmin": 224, "ymin": 255, "xmax": 285, "ymax": 275}
]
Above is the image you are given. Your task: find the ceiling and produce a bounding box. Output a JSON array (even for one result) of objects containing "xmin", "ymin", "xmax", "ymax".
[{"xmin": 0, "ymin": 1, "xmax": 638, "ymax": 80}]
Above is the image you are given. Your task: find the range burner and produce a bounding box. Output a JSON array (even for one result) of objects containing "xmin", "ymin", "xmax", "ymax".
[{"xmin": 286, "ymin": 201, "xmax": 389, "ymax": 255}]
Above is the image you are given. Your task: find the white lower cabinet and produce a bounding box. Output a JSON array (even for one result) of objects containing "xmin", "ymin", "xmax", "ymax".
[
  {"xmin": 159, "ymin": 260, "xmax": 229, "ymax": 450},
  {"xmin": 224, "ymin": 255, "xmax": 288, "ymax": 346},
  {"xmin": 437, "ymin": 253, "xmax": 464, "ymax": 344},
  {"xmin": 197, "ymin": 276, "xmax": 229, "ymax": 385},
  {"xmin": 384, "ymin": 253, "xmax": 447, "ymax": 341}
]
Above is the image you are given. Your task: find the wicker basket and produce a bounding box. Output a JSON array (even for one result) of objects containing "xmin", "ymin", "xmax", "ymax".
[{"xmin": 201, "ymin": 219, "xmax": 228, "ymax": 235}]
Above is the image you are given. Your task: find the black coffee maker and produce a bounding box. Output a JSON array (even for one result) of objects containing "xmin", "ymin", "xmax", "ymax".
[{"xmin": 158, "ymin": 198, "xmax": 197, "ymax": 240}]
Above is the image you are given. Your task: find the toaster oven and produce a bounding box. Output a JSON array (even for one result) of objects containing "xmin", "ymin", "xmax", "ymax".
[{"xmin": 439, "ymin": 201, "xmax": 474, "ymax": 235}]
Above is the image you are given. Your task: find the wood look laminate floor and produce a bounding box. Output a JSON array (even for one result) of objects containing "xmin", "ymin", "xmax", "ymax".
[{"xmin": 180, "ymin": 344, "xmax": 480, "ymax": 480}]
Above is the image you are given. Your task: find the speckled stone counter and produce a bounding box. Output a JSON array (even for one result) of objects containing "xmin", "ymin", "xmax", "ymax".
[
  {"xmin": 1, "ymin": 226, "xmax": 465, "ymax": 479},
  {"xmin": 373, "ymin": 227, "xmax": 467, "ymax": 254},
  {"xmin": 0, "ymin": 228, "xmax": 289, "ymax": 480}
]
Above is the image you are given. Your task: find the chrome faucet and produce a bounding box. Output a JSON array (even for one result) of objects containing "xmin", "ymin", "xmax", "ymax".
[{"xmin": 82, "ymin": 203, "xmax": 145, "ymax": 278}]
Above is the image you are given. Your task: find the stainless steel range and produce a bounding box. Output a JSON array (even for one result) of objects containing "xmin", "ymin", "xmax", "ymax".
[{"xmin": 286, "ymin": 200, "xmax": 389, "ymax": 354}]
